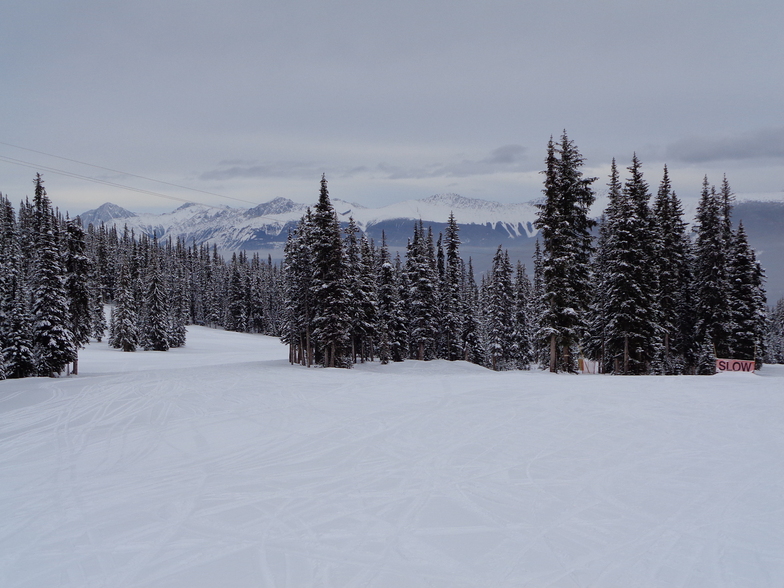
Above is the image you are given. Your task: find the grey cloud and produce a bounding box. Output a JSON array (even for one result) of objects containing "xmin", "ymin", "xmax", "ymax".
[
  {"xmin": 486, "ymin": 144, "xmax": 527, "ymax": 165},
  {"xmin": 200, "ymin": 162, "xmax": 319, "ymax": 181},
  {"xmin": 667, "ymin": 128, "xmax": 784, "ymax": 163},
  {"xmin": 217, "ymin": 158, "xmax": 258, "ymax": 166},
  {"xmin": 378, "ymin": 145, "xmax": 529, "ymax": 180},
  {"xmin": 200, "ymin": 162, "xmax": 371, "ymax": 182}
]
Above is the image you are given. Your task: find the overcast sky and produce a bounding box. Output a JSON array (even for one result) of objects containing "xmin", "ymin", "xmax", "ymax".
[{"xmin": 1, "ymin": 0, "xmax": 782, "ymax": 215}]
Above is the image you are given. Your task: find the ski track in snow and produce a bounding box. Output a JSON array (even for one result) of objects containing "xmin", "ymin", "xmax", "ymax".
[{"xmin": 1, "ymin": 327, "xmax": 783, "ymax": 587}]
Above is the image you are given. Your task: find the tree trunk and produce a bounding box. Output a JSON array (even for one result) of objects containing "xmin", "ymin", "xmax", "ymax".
[
  {"xmin": 623, "ymin": 335, "xmax": 629, "ymax": 375},
  {"xmin": 305, "ymin": 327, "xmax": 312, "ymax": 367},
  {"xmin": 72, "ymin": 354, "xmax": 78, "ymax": 376},
  {"xmin": 549, "ymin": 334, "xmax": 557, "ymax": 373},
  {"xmin": 664, "ymin": 331, "xmax": 670, "ymax": 371}
]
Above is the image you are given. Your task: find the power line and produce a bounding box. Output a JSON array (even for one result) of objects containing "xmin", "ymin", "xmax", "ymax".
[
  {"xmin": 0, "ymin": 152, "xmax": 288, "ymax": 224},
  {"xmin": 0, "ymin": 153, "xmax": 219, "ymax": 208},
  {"xmin": 0, "ymin": 140, "xmax": 261, "ymax": 206}
]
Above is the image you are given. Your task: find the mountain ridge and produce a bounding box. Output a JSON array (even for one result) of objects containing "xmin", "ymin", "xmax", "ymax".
[
  {"xmin": 78, "ymin": 195, "xmax": 784, "ymax": 301},
  {"xmin": 77, "ymin": 193, "xmax": 541, "ymax": 251}
]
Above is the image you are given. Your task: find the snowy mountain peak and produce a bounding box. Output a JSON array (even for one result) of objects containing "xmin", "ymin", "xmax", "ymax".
[
  {"xmin": 420, "ymin": 193, "xmax": 498, "ymax": 210},
  {"xmin": 246, "ymin": 198, "xmax": 307, "ymax": 219},
  {"xmin": 76, "ymin": 194, "xmax": 542, "ymax": 253},
  {"xmin": 78, "ymin": 202, "xmax": 136, "ymax": 226}
]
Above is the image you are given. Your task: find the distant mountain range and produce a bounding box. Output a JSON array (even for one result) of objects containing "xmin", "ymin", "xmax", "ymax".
[
  {"xmin": 78, "ymin": 194, "xmax": 784, "ymax": 302},
  {"xmin": 78, "ymin": 194, "xmax": 540, "ymax": 252}
]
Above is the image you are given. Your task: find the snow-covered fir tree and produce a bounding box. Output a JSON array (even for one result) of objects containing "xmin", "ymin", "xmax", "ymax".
[
  {"xmin": 405, "ymin": 221, "xmax": 440, "ymax": 361},
  {"xmin": 30, "ymin": 175, "xmax": 75, "ymax": 376},
  {"xmin": 64, "ymin": 216, "xmax": 93, "ymax": 374},
  {"xmin": 309, "ymin": 175, "xmax": 351, "ymax": 368},
  {"xmin": 512, "ymin": 261, "xmax": 534, "ymax": 369},
  {"xmin": 692, "ymin": 177, "xmax": 732, "ymax": 370},
  {"xmin": 441, "ymin": 213, "xmax": 464, "ymax": 361},
  {"xmin": 594, "ymin": 156, "xmax": 661, "ymax": 374},
  {"xmin": 485, "ymin": 246, "xmax": 515, "ymax": 370},
  {"xmin": 140, "ymin": 248, "xmax": 171, "ymax": 352},
  {"xmin": 765, "ymin": 297, "xmax": 784, "ymax": 364},
  {"xmin": 534, "ymin": 133, "xmax": 596, "ymax": 372},
  {"xmin": 651, "ymin": 165, "xmax": 693, "ymax": 373},
  {"xmin": 726, "ymin": 222, "xmax": 767, "ymax": 365},
  {"xmin": 110, "ymin": 265, "xmax": 139, "ymax": 352}
]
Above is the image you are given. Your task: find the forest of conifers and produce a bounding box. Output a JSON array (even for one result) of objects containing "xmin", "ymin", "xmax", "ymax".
[{"xmin": 2, "ymin": 133, "xmax": 784, "ymax": 379}]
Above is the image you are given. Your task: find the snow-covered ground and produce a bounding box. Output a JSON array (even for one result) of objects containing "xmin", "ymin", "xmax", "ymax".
[{"xmin": 1, "ymin": 327, "xmax": 783, "ymax": 588}]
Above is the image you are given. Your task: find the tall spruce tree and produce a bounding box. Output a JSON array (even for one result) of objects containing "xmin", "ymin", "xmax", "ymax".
[
  {"xmin": 376, "ymin": 235, "xmax": 405, "ymax": 363},
  {"xmin": 766, "ymin": 298, "xmax": 784, "ymax": 364},
  {"xmin": 534, "ymin": 133, "xmax": 596, "ymax": 372},
  {"xmin": 355, "ymin": 234, "xmax": 379, "ymax": 362},
  {"xmin": 64, "ymin": 216, "xmax": 93, "ymax": 374},
  {"xmin": 309, "ymin": 175, "xmax": 350, "ymax": 367},
  {"xmin": 140, "ymin": 250, "xmax": 171, "ymax": 351},
  {"xmin": 486, "ymin": 246, "xmax": 515, "ymax": 370},
  {"xmin": 30, "ymin": 175, "xmax": 75, "ymax": 376},
  {"xmin": 441, "ymin": 213, "xmax": 464, "ymax": 361},
  {"xmin": 110, "ymin": 265, "xmax": 139, "ymax": 352},
  {"xmin": 693, "ymin": 177, "xmax": 732, "ymax": 367},
  {"xmin": 652, "ymin": 165, "xmax": 692, "ymax": 373},
  {"xmin": 512, "ymin": 261, "xmax": 534, "ymax": 369},
  {"xmin": 727, "ymin": 223, "xmax": 766, "ymax": 364},
  {"xmin": 405, "ymin": 222, "xmax": 439, "ymax": 361},
  {"xmin": 461, "ymin": 258, "xmax": 482, "ymax": 364},
  {"xmin": 0, "ymin": 196, "xmax": 36, "ymax": 378}
]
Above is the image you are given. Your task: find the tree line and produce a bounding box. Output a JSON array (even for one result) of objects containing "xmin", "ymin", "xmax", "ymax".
[
  {"xmin": 281, "ymin": 135, "xmax": 778, "ymax": 374},
  {"xmin": 2, "ymin": 135, "xmax": 783, "ymax": 379},
  {"xmin": 0, "ymin": 174, "xmax": 285, "ymax": 379}
]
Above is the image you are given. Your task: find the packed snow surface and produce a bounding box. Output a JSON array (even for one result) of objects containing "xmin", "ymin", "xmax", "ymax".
[{"xmin": 1, "ymin": 327, "xmax": 783, "ymax": 587}]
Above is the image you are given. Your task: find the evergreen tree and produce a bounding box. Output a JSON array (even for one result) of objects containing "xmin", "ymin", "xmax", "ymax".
[
  {"xmin": 530, "ymin": 240, "xmax": 548, "ymax": 368},
  {"xmin": 282, "ymin": 210, "xmax": 315, "ymax": 365},
  {"xmin": 441, "ymin": 213, "xmax": 464, "ymax": 361},
  {"xmin": 512, "ymin": 261, "xmax": 533, "ymax": 369},
  {"xmin": 652, "ymin": 166, "xmax": 692, "ymax": 373},
  {"xmin": 376, "ymin": 234, "xmax": 406, "ymax": 363},
  {"xmin": 110, "ymin": 265, "xmax": 138, "ymax": 352},
  {"xmin": 405, "ymin": 221, "xmax": 439, "ymax": 360},
  {"xmin": 584, "ymin": 212, "xmax": 611, "ymax": 372},
  {"xmin": 90, "ymin": 287, "xmax": 107, "ymax": 341},
  {"xmin": 30, "ymin": 175, "xmax": 75, "ymax": 376},
  {"xmin": 226, "ymin": 253, "xmax": 248, "ymax": 332},
  {"xmin": 0, "ymin": 196, "xmax": 36, "ymax": 378},
  {"xmin": 309, "ymin": 175, "xmax": 350, "ymax": 367},
  {"xmin": 486, "ymin": 246, "xmax": 515, "ymax": 370},
  {"xmin": 355, "ymin": 233, "xmax": 379, "ymax": 362},
  {"xmin": 169, "ymin": 259, "xmax": 189, "ymax": 348},
  {"xmin": 461, "ymin": 258, "xmax": 482, "ymax": 364},
  {"xmin": 343, "ymin": 217, "xmax": 362, "ymax": 361},
  {"xmin": 693, "ymin": 177, "xmax": 732, "ymax": 363},
  {"xmin": 602, "ymin": 155, "xmax": 660, "ymax": 374},
  {"xmin": 64, "ymin": 216, "xmax": 93, "ymax": 374},
  {"xmin": 140, "ymin": 251, "xmax": 171, "ymax": 351},
  {"xmin": 765, "ymin": 297, "xmax": 784, "ymax": 364},
  {"xmin": 727, "ymin": 223, "xmax": 766, "ymax": 364},
  {"xmin": 534, "ymin": 133, "xmax": 596, "ymax": 372}
]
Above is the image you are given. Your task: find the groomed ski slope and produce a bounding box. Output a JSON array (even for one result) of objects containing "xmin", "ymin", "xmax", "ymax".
[{"xmin": 1, "ymin": 326, "xmax": 783, "ymax": 588}]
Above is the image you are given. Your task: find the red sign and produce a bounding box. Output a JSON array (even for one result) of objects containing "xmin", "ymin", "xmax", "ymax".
[{"xmin": 715, "ymin": 358, "xmax": 755, "ymax": 373}]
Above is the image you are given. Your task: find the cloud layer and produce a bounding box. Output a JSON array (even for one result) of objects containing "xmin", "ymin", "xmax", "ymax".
[{"xmin": 667, "ymin": 128, "xmax": 784, "ymax": 163}]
